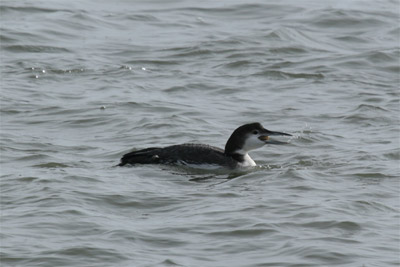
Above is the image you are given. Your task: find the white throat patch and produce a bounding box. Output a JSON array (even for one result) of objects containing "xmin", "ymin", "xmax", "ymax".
[
  {"xmin": 241, "ymin": 134, "xmax": 266, "ymax": 153},
  {"xmin": 238, "ymin": 153, "xmax": 256, "ymax": 167}
]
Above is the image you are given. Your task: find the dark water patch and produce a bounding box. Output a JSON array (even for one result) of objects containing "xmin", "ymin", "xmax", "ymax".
[
  {"xmin": 65, "ymin": 175, "xmax": 102, "ymax": 184},
  {"xmin": 3, "ymin": 45, "xmax": 70, "ymax": 53},
  {"xmin": 122, "ymin": 14, "xmax": 160, "ymax": 22},
  {"xmin": 174, "ymin": 3, "xmax": 300, "ymax": 19},
  {"xmin": 0, "ymin": 256, "xmax": 67, "ymax": 267},
  {"xmin": 41, "ymin": 29, "xmax": 80, "ymax": 40},
  {"xmin": 137, "ymin": 234, "xmax": 188, "ymax": 248},
  {"xmin": 365, "ymin": 50, "xmax": 397, "ymax": 63},
  {"xmin": 295, "ymin": 160, "xmax": 315, "ymax": 167},
  {"xmin": 333, "ymin": 50, "xmax": 400, "ymax": 75},
  {"xmin": 13, "ymin": 176, "xmax": 39, "ymax": 183},
  {"xmin": 20, "ymin": 105, "xmax": 90, "ymax": 117},
  {"xmin": 269, "ymin": 47, "xmax": 309, "ymax": 55},
  {"xmin": 91, "ymin": 193, "xmax": 188, "ymax": 211},
  {"xmin": 226, "ymin": 51, "xmax": 270, "ymax": 59},
  {"xmin": 189, "ymin": 192, "xmax": 242, "ymax": 198},
  {"xmin": 16, "ymin": 154, "xmax": 51, "ymax": 162},
  {"xmin": 334, "ymin": 59, "xmax": 370, "ymax": 69},
  {"xmin": 279, "ymin": 169, "xmax": 308, "ymax": 181},
  {"xmin": 207, "ymin": 228, "xmax": 277, "ymax": 238},
  {"xmin": 342, "ymin": 114, "xmax": 392, "ymax": 125},
  {"xmin": 309, "ymin": 9, "xmax": 387, "ymax": 30},
  {"xmin": 163, "ymin": 45, "xmax": 238, "ymax": 59},
  {"xmin": 125, "ymin": 59, "xmax": 181, "ymax": 66},
  {"xmin": 383, "ymin": 149, "xmax": 400, "ymax": 160},
  {"xmin": 222, "ymin": 60, "xmax": 256, "ymax": 69},
  {"xmin": 53, "ymin": 17, "xmax": 97, "ymax": 32},
  {"xmin": 301, "ymin": 220, "xmax": 362, "ymax": 231},
  {"xmin": 254, "ymin": 70, "xmax": 324, "ymax": 80},
  {"xmin": 1, "ymin": 191, "xmax": 67, "ymax": 208},
  {"xmin": 0, "ymin": 34, "xmax": 17, "ymax": 44},
  {"xmin": 287, "ymin": 185, "xmax": 317, "ymax": 192},
  {"xmin": 303, "ymin": 250, "xmax": 355, "ymax": 265},
  {"xmin": 168, "ymin": 47, "xmax": 216, "ymax": 58},
  {"xmin": 32, "ymin": 162, "xmax": 70, "ymax": 168},
  {"xmin": 51, "ymin": 246, "xmax": 123, "ymax": 257},
  {"xmin": 163, "ymin": 83, "xmax": 217, "ymax": 93},
  {"xmin": 0, "ymin": 28, "xmax": 54, "ymax": 44},
  {"xmin": 351, "ymin": 200, "xmax": 397, "ymax": 213},
  {"xmin": 353, "ymin": 104, "xmax": 388, "ymax": 112},
  {"xmin": 272, "ymin": 243, "xmax": 356, "ymax": 265},
  {"xmin": 38, "ymin": 246, "xmax": 130, "ymax": 266},
  {"xmin": 263, "ymin": 31, "xmax": 282, "ymax": 41},
  {"xmin": 118, "ymin": 101, "xmax": 185, "ymax": 116},
  {"xmin": 334, "ymin": 35, "xmax": 368, "ymax": 43},
  {"xmin": 158, "ymin": 259, "xmax": 183, "ymax": 266},
  {"xmin": 62, "ymin": 116, "xmax": 116, "ymax": 128},
  {"xmin": 104, "ymin": 229, "xmax": 137, "ymax": 242},
  {"xmin": 307, "ymin": 236, "xmax": 361, "ymax": 244},
  {"xmin": 187, "ymin": 174, "xmax": 235, "ymax": 183},
  {"xmin": 353, "ymin": 172, "xmax": 392, "ymax": 179},
  {"xmin": 382, "ymin": 65, "xmax": 400, "ymax": 74},
  {"xmin": 363, "ymin": 96, "xmax": 385, "ymax": 103},
  {"xmin": 162, "ymin": 164, "xmax": 258, "ymax": 182},
  {"xmin": 0, "ymin": 5, "xmax": 73, "ymax": 15}
]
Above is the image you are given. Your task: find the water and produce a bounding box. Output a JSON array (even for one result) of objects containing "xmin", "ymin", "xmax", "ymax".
[{"xmin": 1, "ymin": 0, "xmax": 399, "ymax": 266}]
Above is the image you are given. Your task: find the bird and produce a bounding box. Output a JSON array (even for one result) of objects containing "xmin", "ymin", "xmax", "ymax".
[{"xmin": 118, "ymin": 122, "xmax": 291, "ymax": 169}]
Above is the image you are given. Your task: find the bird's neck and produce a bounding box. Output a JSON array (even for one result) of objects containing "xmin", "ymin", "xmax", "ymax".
[
  {"xmin": 225, "ymin": 135, "xmax": 256, "ymax": 166},
  {"xmin": 231, "ymin": 152, "xmax": 256, "ymax": 167},
  {"xmin": 230, "ymin": 153, "xmax": 245, "ymax": 162},
  {"xmin": 226, "ymin": 150, "xmax": 256, "ymax": 166},
  {"xmin": 224, "ymin": 136, "xmax": 243, "ymax": 156}
]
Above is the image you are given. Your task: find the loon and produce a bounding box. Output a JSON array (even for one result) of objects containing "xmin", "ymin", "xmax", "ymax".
[{"xmin": 118, "ymin": 122, "xmax": 291, "ymax": 169}]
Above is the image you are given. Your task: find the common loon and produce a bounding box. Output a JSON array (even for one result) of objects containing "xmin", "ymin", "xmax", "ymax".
[{"xmin": 118, "ymin": 122, "xmax": 291, "ymax": 169}]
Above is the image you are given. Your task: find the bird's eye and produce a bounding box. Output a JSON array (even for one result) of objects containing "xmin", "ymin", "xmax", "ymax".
[{"xmin": 252, "ymin": 130, "xmax": 259, "ymax": 135}]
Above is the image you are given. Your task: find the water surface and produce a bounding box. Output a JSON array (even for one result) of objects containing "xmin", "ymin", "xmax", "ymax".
[{"xmin": 1, "ymin": 0, "xmax": 399, "ymax": 266}]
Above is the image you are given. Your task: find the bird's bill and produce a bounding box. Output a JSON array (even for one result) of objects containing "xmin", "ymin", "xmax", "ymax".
[{"xmin": 258, "ymin": 130, "xmax": 291, "ymax": 144}]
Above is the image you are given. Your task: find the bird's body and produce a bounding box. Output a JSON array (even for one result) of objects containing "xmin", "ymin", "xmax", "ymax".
[
  {"xmin": 118, "ymin": 122, "xmax": 291, "ymax": 169},
  {"xmin": 119, "ymin": 144, "xmax": 240, "ymax": 168}
]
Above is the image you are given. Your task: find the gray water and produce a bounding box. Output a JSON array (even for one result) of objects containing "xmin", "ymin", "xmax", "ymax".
[{"xmin": 1, "ymin": 0, "xmax": 399, "ymax": 266}]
